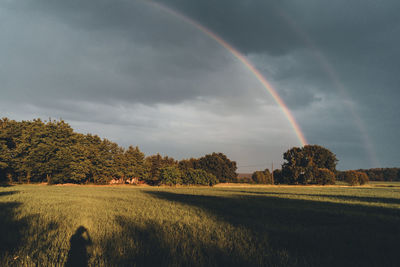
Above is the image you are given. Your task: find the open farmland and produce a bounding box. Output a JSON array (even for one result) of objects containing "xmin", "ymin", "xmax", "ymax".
[{"xmin": 1, "ymin": 183, "xmax": 400, "ymax": 266}]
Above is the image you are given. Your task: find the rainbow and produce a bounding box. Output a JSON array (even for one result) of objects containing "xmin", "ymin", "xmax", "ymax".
[
  {"xmin": 148, "ymin": 1, "xmax": 308, "ymax": 146},
  {"xmin": 278, "ymin": 10, "xmax": 379, "ymax": 166}
]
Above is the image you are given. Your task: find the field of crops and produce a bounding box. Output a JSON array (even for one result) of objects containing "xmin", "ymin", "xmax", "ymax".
[{"xmin": 1, "ymin": 183, "xmax": 400, "ymax": 266}]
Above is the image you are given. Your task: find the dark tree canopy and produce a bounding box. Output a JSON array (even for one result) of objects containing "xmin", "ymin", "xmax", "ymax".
[
  {"xmin": 2, "ymin": 118, "xmax": 357, "ymax": 187},
  {"xmin": 181, "ymin": 168, "xmax": 218, "ymax": 186},
  {"xmin": 159, "ymin": 166, "xmax": 182, "ymax": 186},
  {"xmin": 281, "ymin": 145, "xmax": 338, "ymax": 185},
  {"xmin": 272, "ymin": 169, "xmax": 284, "ymax": 184},
  {"xmin": 1, "ymin": 118, "xmax": 228, "ymax": 186},
  {"xmin": 0, "ymin": 118, "xmax": 149, "ymax": 184},
  {"xmin": 195, "ymin": 153, "xmax": 237, "ymax": 182},
  {"xmin": 314, "ymin": 168, "xmax": 336, "ymax": 185},
  {"xmin": 144, "ymin": 154, "xmax": 178, "ymax": 185},
  {"xmin": 342, "ymin": 170, "xmax": 369, "ymax": 185},
  {"xmin": 251, "ymin": 169, "xmax": 273, "ymax": 184},
  {"xmin": 301, "ymin": 145, "xmax": 338, "ymax": 172},
  {"xmin": 351, "ymin": 168, "xmax": 400, "ymax": 181}
]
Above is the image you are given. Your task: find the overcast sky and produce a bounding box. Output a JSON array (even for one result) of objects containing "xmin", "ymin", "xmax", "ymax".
[{"xmin": 1, "ymin": 0, "xmax": 399, "ymax": 171}]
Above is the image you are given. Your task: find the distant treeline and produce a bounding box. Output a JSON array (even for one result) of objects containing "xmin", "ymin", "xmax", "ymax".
[
  {"xmin": 0, "ymin": 118, "xmax": 237, "ymax": 185},
  {"xmin": 340, "ymin": 168, "xmax": 400, "ymax": 181},
  {"xmin": 2, "ymin": 118, "xmax": 394, "ymax": 186},
  {"xmin": 237, "ymin": 145, "xmax": 341, "ymax": 185},
  {"xmin": 247, "ymin": 146, "xmax": 385, "ymax": 186}
]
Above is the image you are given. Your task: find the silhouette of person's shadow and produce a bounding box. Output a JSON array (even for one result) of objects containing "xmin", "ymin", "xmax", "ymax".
[{"xmin": 65, "ymin": 226, "xmax": 92, "ymax": 267}]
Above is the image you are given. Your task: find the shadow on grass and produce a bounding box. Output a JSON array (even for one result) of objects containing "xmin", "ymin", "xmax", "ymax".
[
  {"xmin": 220, "ymin": 190, "xmax": 400, "ymax": 205},
  {"xmin": 0, "ymin": 201, "xmax": 26, "ymax": 255},
  {"xmin": 0, "ymin": 190, "xmax": 18, "ymax": 197},
  {"xmin": 102, "ymin": 218, "xmax": 174, "ymax": 266},
  {"xmin": 102, "ymin": 215, "xmax": 272, "ymax": 267},
  {"xmin": 144, "ymin": 191, "xmax": 400, "ymax": 267},
  {"xmin": 65, "ymin": 226, "xmax": 92, "ymax": 267},
  {"xmin": 0, "ymin": 190, "xmax": 24, "ymax": 257},
  {"xmin": 0, "ymin": 183, "xmax": 14, "ymax": 187},
  {"xmin": 0, "ymin": 190, "xmax": 59, "ymax": 266}
]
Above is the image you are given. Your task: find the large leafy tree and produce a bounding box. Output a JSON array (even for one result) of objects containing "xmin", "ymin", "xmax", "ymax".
[
  {"xmin": 178, "ymin": 158, "xmax": 197, "ymax": 171},
  {"xmin": 0, "ymin": 118, "xmax": 27, "ymax": 182},
  {"xmin": 195, "ymin": 152, "xmax": 237, "ymax": 182},
  {"xmin": 251, "ymin": 169, "xmax": 273, "ymax": 184},
  {"xmin": 0, "ymin": 118, "xmax": 13, "ymax": 182},
  {"xmin": 343, "ymin": 170, "xmax": 369, "ymax": 185},
  {"xmin": 159, "ymin": 166, "xmax": 182, "ymax": 186},
  {"xmin": 281, "ymin": 145, "xmax": 338, "ymax": 185},
  {"xmin": 16, "ymin": 119, "xmax": 77, "ymax": 183},
  {"xmin": 121, "ymin": 146, "xmax": 146, "ymax": 180},
  {"xmin": 181, "ymin": 168, "xmax": 218, "ymax": 186},
  {"xmin": 144, "ymin": 154, "xmax": 177, "ymax": 185},
  {"xmin": 302, "ymin": 145, "xmax": 338, "ymax": 172}
]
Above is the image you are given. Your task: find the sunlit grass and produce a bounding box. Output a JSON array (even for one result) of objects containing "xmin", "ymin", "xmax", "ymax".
[
  {"xmin": 369, "ymin": 181, "xmax": 400, "ymax": 188},
  {"xmin": 1, "ymin": 184, "xmax": 399, "ymax": 266}
]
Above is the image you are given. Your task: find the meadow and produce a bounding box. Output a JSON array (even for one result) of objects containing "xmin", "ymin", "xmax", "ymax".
[{"xmin": 1, "ymin": 183, "xmax": 400, "ymax": 266}]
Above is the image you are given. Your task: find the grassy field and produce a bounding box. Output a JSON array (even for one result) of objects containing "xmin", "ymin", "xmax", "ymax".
[{"xmin": 1, "ymin": 183, "xmax": 400, "ymax": 266}]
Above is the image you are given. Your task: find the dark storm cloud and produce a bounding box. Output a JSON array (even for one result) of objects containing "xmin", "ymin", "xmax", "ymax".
[
  {"xmin": 20, "ymin": 0, "xmax": 207, "ymax": 49},
  {"xmin": 156, "ymin": 0, "xmax": 302, "ymax": 55},
  {"xmin": 157, "ymin": 0, "xmax": 400, "ymax": 106},
  {"xmin": 1, "ymin": 0, "xmax": 264, "ymax": 108},
  {"xmin": 157, "ymin": 0, "xmax": 400, "ymax": 56},
  {"xmin": 1, "ymin": 0, "xmax": 399, "ymax": 170}
]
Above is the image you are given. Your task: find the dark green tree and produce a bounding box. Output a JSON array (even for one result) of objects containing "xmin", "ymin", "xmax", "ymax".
[
  {"xmin": 144, "ymin": 154, "xmax": 177, "ymax": 185},
  {"xmin": 251, "ymin": 171, "xmax": 266, "ymax": 184},
  {"xmin": 273, "ymin": 169, "xmax": 284, "ymax": 184},
  {"xmin": 178, "ymin": 158, "xmax": 197, "ymax": 172},
  {"xmin": 281, "ymin": 145, "xmax": 338, "ymax": 185},
  {"xmin": 383, "ymin": 168, "xmax": 398, "ymax": 181},
  {"xmin": 302, "ymin": 145, "xmax": 338, "ymax": 172},
  {"xmin": 159, "ymin": 166, "xmax": 182, "ymax": 186},
  {"xmin": 343, "ymin": 170, "xmax": 369, "ymax": 185},
  {"xmin": 251, "ymin": 169, "xmax": 273, "ymax": 184},
  {"xmin": 195, "ymin": 153, "xmax": 237, "ymax": 182},
  {"xmin": 0, "ymin": 117, "xmax": 233, "ymax": 186},
  {"xmin": 123, "ymin": 146, "xmax": 146, "ymax": 179},
  {"xmin": 181, "ymin": 168, "xmax": 218, "ymax": 186},
  {"xmin": 314, "ymin": 168, "xmax": 336, "ymax": 185}
]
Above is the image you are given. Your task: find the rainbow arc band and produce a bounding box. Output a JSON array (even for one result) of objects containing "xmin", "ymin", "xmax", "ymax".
[{"xmin": 148, "ymin": 1, "xmax": 307, "ymax": 146}]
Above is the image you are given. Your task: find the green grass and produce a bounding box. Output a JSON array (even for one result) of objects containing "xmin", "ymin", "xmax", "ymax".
[
  {"xmin": 1, "ymin": 184, "xmax": 399, "ymax": 266},
  {"xmin": 369, "ymin": 181, "xmax": 400, "ymax": 188}
]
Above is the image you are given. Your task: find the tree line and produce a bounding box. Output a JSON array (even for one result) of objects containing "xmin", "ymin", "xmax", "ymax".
[
  {"xmin": 249, "ymin": 145, "xmax": 383, "ymax": 186},
  {"xmin": 2, "ymin": 117, "xmax": 390, "ymax": 186},
  {"xmin": 355, "ymin": 168, "xmax": 400, "ymax": 181},
  {"xmin": 248, "ymin": 145, "xmax": 340, "ymax": 185},
  {"xmin": 0, "ymin": 118, "xmax": 237, "ymax": 185}
]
